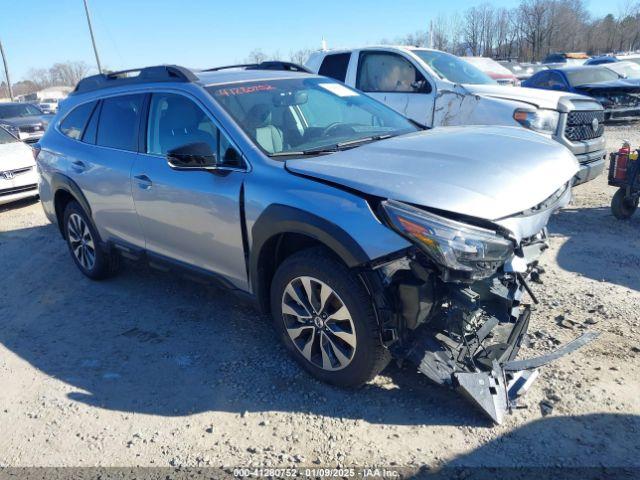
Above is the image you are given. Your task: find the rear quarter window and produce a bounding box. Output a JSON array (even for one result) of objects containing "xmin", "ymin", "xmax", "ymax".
[
  {"xmin": 59, "ymin": 102, "xmax": 96, "ymax": 140},
  {"xmin": 318, "ymin": 53, "xmax": 351, "ymax": 82}
]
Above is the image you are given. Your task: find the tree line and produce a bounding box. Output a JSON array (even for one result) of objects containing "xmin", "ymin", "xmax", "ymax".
[
  {"xmin": 385, "ymin": 0, "xmax": 640, "ymax": 61},
  {"xmin": 250, "ymin": 0, "xmax": 640, "ymax": 65},
  {"xmin": 0, "ymin": 61, "xmax": 90, "ymax": 99}
]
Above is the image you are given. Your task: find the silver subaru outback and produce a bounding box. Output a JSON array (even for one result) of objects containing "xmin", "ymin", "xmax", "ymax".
[{"xmin": 35, "ymin": 63, "xmax": 595, "ymax": 423}]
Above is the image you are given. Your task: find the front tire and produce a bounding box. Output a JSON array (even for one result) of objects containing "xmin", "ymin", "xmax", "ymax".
[
  {"xmin": 611, "ymin": 188, "xmax": 638, "ymax": 220},
  {"xmin": 270, "ymin": 247, "xmax": 390, "ymax": 387},
  {"xmin": 63, "ymin": 201, "xmax": 118, "ymax": 280}
]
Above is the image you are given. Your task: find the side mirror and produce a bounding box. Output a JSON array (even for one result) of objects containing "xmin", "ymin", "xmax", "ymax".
[{"xmin": 167, "ymin": 142, "xmax": 217, "ymax": 170}]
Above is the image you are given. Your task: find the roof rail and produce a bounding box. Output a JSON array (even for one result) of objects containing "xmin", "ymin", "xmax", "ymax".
[
  {"xmin": 73, "ymin": 65, "xmax": 198, "ymax": 94},
  {"xmin": 205, "ymin": 61, "xmax": 311, "ymax": 73}
]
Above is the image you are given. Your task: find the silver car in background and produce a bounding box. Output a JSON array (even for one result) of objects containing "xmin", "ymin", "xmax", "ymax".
[{"xmin": 35, "ymin": 63, "xmax": 595, "ymax": 422}]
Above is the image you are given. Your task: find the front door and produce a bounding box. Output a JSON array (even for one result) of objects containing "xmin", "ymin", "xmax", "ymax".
[
  {"xmin": 131, "ymin": 92, "xmax": 248, "ymax": 290},
  {"xmin": 356, "ymin": 50, "xmax": 435, "ymax": 126}
]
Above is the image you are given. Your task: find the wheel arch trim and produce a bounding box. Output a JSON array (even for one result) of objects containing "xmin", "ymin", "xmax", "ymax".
[
  {"xmin": 250, "ymin": 204, "xmax": 371, "ymax": 312},
  {"xmin": 51, "ymin": 173, "xmax": 93, "ymax": 237}
]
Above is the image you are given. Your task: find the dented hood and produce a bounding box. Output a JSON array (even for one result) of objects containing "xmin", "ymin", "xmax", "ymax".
[
  {"xmin": 574, "ymin": 81, "xmax": 640, "ymax": 95},
  {"xmin": 463, "ymin": 84, "xmax": 589, "ymax": 111},
  {"xmin": 285, "ymin": 126, "xmax": 579, "ymax": 221}
]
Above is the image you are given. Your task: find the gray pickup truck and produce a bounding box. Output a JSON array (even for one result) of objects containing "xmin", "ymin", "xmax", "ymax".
[{"xmin": 307, "ymin": 46, "xmax": 606, "ymax": 185}]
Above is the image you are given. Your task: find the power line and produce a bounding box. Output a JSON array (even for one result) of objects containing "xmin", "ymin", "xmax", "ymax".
[{"xmin": 0, "ymin": 38, "xmax": 14, "ymax": 101}]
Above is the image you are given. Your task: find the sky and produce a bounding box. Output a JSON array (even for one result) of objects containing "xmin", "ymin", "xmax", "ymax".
[{"xmin": 0, "ymin": 0, "xmax": 618, "ymax": 83}]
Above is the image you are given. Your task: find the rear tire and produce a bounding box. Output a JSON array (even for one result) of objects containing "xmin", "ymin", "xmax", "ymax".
[
  {"xmin": 270, "ymin": 247, "xmax": 390, "ymax": 388},
  {"xmin": 611, "ymin": 188, "xmax": 638, "ymax": 220},
  {"xmin": 63, "ymin": 201, "xmax": 119, "ymax": 280}
]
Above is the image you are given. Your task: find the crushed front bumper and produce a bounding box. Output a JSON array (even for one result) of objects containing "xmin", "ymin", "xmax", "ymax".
[
  {"xmin": 454, "ymin": 325, "xmax": 598, "ymax": 424},
  {"xmin": 402, "ymin": 270, "xmax": 598, "ymax": 424}
]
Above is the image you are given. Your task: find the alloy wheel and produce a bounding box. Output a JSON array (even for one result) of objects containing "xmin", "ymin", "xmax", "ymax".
[
  {"xmin": 281, "ymin": 276, "xmax": 357, "ymax": 371},
  {"xmin": 67, "ymin": 213, "xmax": 96, "ymax": 271}
]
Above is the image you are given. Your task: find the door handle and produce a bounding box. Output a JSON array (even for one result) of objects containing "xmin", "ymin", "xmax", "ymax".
[
  {"xmin": 134, "ymin": 174, "xmax": 153, "ymax": 189},
  {"xmin": 71, "ymin": 160, "xmax": 86, "ymax": 172}
]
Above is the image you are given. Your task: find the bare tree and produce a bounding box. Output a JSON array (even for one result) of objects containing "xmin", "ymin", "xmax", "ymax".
[
  {"xmin": 26, "ymin": 68, "xmax": 53, "ymax": 89},
  {"xmin": 25, "ymin": 61, "xmax": 91, "ymax": 90},
  {"xmin": 246, "ymin": 49, "xmax": 268, "ymax": 63},
  {"xmin": 49, "ymin": 61, "xmax": 91, "ymax": 86},
  {"xmin": 289, "ymin": 48, "xmax": 313, "ymax": 65}
]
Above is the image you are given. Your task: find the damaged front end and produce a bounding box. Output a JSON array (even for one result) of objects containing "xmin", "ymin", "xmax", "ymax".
[{"xmin": 371, "ymin": 194, "xmax": 597, "ymax": 423}]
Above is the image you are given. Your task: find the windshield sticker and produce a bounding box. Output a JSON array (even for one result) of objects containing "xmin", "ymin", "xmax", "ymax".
[
  {"xmin": 214, "ymin": 84, "xmax": 276, "ymax": 96},
  {"xmin": 318, "ymin": 83, "xmax": 359, "ymax": 97}
]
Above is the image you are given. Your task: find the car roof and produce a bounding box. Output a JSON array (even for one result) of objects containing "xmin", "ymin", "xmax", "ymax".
[
  {"xmin": 556, "ymin": 65, "xmax": 606, "ymax": 73},
  {"xmin": 195, "ymin": 68, "xmax": 319, "ymax": 86}
]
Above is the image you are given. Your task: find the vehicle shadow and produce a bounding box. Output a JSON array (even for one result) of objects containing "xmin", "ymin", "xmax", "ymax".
[
  {"xmin": 0, "ymin": 223, "xmax": 486, "ymax": 427},
  {"xmin": 408, "ymin": 414, "xmax": 640, "ymax": 478},
  {"xmin": 0, "ymin": 196, "xmax": 40, "ymax": 214},
  {"xmin": 550, "ymin": 205, "xmax": 640, "ymax": 291}
]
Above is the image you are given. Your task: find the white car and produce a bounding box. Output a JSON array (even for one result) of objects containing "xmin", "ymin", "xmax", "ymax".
[
  {"xmin": 38, "ymin": 98, "xmax": 59, "ymax": 114},
  {"xmin": 462, "ymin": 57, "xmax": 519, "ymax": 86},
  {"xmin": 0, "ymin": 126, "xmax": 39, "ymax": 206}
]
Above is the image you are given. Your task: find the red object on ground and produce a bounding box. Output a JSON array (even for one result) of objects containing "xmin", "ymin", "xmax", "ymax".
[{"xmin": 614, "ymin": 145, "xmax": 630, "ymax": 182}]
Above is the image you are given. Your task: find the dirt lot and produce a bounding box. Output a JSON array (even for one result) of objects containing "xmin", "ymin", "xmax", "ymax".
[{"xmin": 0, "ymin": 126, "xmax": 639, "ymax": 472}]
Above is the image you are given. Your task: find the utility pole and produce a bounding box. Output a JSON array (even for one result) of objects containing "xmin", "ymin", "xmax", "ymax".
[
  {"xmin": 0, "ymin": 38, "xmax": 14, "ymax": 101},
  {"xmin": 83, "ymin": 0, "xmax": 102, "ymax": 73}
]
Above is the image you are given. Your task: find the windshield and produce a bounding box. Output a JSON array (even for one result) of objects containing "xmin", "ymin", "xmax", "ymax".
[
  {"xmin": 0, "ymin": 126, "xmax": 18, "ymax": 144},
  {"xmin": 411, "ymin": 50, "xmax": 495, "ymax": 85},
  {"xmin": 619, "ymin": 56, "xmax": 640, "ymax": 67},
  {"xmin": 564, "ymin": 58, "xmax": 587, "ymax": 67},
  {"xmin": 207, "ymin": 77, "xmax": 418, "ymax": 156},
  {"xmin": 606, "ymin": 62, "xmax": 640, "ymax": 79},
  {"xmin": 0, "ymin": 103, "xmax": 43, "ymax": 119},
  {"xmin": 463, "ymin": 57, "xmax": 513, "ymax": 77},
  {"xmin": 566, "ymin": 67, "xmax": 620, "ymax": 86}
]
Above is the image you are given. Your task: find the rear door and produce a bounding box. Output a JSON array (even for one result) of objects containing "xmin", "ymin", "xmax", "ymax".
[
  {"xmin": 130, "ymin": 91, "xmax": 248, "ymax": 290},
  {"xmin": 355, "ymin": 50, "xmax": 434, "ymax": 126},
  {"xmin": 57, "ymin": 94, "xmax": 146, "ymax": 247}
]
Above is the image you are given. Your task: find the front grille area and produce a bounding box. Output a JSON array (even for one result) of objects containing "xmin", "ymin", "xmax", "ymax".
[
  {"xmin": 0, "ymin": 184, "xmax": 37, "ymax": 197},
  {"xmin": 564, "ymin": 110, "xmax": 605, "ymax": 141},
  {"xmin": 19, "ymin": 124, "xmax": 44, "ymax": 133}
]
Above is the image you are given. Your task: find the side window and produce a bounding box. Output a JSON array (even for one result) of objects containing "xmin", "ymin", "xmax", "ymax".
[
  {"xmin": 82, "ymin": 101, "xmax": 101, "ymax": 144},
  {"xmin": 219, "ymin": 131, "xmax": 243, "ymax": 167},
  {"xmin": 96, "ymin": 94, "xmax": 144, "ymax": 151},
  {"xmin": 357, "ymin": 52, "xmax": 427, "ymax": 93},
  {"xmin": 59, "ymin": 101, "xmax": 96, "ymax": 140},
  {"xmin": 547, "ymin": 72, "xmax": 567, "ymax": 89},
  {"xmin": 147, "ymin": 93, "xmax": 218, "ymax": 156},
  {"xmin": 318, "ymin": 53, "xmax": 351, "ymax": 82},
  {"xmin": 531, "ymin": 72, "xmax": 550, "ymax": 88}
]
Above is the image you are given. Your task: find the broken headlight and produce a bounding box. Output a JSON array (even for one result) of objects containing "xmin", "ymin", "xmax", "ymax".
[
  {"xmin": 381, "ymin": 200, "xmax": 514, "ymax": 280},
  {"xmin": 513, "ymin": 108, "xmax": 559, "ymax": 134}
]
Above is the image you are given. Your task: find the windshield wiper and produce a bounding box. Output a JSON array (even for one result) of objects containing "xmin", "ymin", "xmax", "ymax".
[
  {"xmin": 268, "ymin": 148, "xmax": 336, "ymax": 158},
  {"xmin": 335, "ymin": 134, "xmax": 394, "ymax": 149},
  {"xmin": 268, "ymin": 134, "xmax": 396, "ymax": 158}
]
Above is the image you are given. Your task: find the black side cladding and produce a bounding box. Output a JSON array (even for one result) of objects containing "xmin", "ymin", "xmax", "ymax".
[
  {"xmin": 250, "ymin": 204, "xmax": 371, "ymax": 312},
  {"xmin": 51, "ymin": 173, "xmax": 94, "ymax": 237}
]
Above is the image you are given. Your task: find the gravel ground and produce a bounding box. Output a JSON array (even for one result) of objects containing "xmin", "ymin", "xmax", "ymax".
[{"xmin": 0, "ymin": 126, "xmax": 638, "ymax": 472}]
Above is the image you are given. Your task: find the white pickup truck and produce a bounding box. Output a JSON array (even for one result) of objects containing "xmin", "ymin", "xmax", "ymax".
[{"xmin": 306, "ymin": 46, "xmax": 606, "ymax": 185}]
